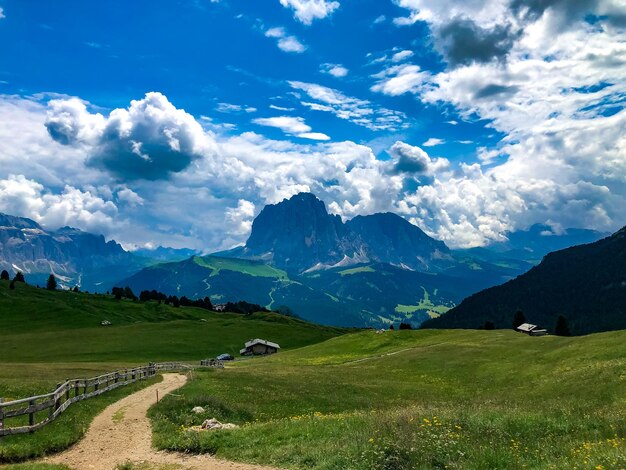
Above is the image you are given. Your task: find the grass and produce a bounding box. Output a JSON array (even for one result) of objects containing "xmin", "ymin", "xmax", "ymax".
[
  {"xmin": 193, "ymin": 256, "xmax": 289, "ymax": 279},
  {"xmin": 338, "ymin": 266, "xmax": 376, "ymax": 276},
  {"xmin": 0, "ymin": 281, "xmax": 344, "ymax": 463},
  {"xmin": 149, "ymin": 329, "xmax": 626, "ymax": 469},
  {"xmin": 394, "ymin": 287, "xmax": 451, "ymax": 319},
  {"xmin": 0, "ymin": 281, "xmax": 346, "ymax": 363}
]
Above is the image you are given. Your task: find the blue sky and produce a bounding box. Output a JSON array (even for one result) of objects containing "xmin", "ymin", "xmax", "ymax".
[{"xmin": 0, "ymin": 0, "xmax": 624, "ymax": 250}]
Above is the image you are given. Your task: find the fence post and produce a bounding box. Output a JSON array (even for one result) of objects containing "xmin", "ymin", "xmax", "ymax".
[
  {"xmin": 65, "ymin": 380, "xmax": 70, "ymax": 401},
  {"xmin": 75, "ymin": 380, "xmax": 80, "ymax": 398},
  {"xmin": 0, "ymin": 397, "xmax": 4, "ymax": 431},
  {"xmin": 28, "ymin": 399, "xmax": 35, "ymax": 426}
]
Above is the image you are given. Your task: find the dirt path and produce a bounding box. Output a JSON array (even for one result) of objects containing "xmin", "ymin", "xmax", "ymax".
[{"xmin": 43, "ymin": 373, "xmax": 278, "ymax": 470}]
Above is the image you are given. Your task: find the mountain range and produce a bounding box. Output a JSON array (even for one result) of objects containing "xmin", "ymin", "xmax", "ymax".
[
  {"xmin": 0, "ymin": 193, "xmax": 612, "ymax": 329},
  {"xmin": 117, "ymin": 193, "xmax": 605, "ymax": 327},
  {"xmin": 423, "ymin": 226, "xmax": 626, "ymax": 335}
]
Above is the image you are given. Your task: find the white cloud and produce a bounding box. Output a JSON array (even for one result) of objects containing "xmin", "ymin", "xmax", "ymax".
[
  {"xmin": 391, "ymin": 50, "xmax": 414, "ymax": 62},
  {"xmin": 371, "ymin": 64, "xmax": 430, "ymax": 96},
  {"xmin": 116, "ymin": 187, "xmax": 144, "ymax": 206},
  {"xmin": 279, "ymin": 0, "xmax": 340, "ymax": 25},
  {"xmin": 320, "ymin": 63, "xmax": 349, "ymax": 78},
  {"xmin": 0, "ymin": 175, "xmax": 120, "ymax": 235},
  {"xmin": 46, "ymin": 92, "xmax": 217, "ymax": 181},
  {"xmin": 225, "ymin": 199, "xmax": 256, "ymax": 237},
  {"xmin": 364, "ymin": 0, "xmax": 626, "ymax": 246},
  {"xmin": 2, "ymin": 67, "xmax": 625, "ymax": 253},
  {"xmin": 422, "ymin": 137, "xmax": 444, "ymax": 147},
  {"xmin": 216, "ymin": 103, "xmax": 257, "ymax": 113},
  {"xmin": 0, "ymin": 7, "xmax": 5, "ymax": 19},
  {"xmin": 298, "ymin": 132, "xmax": 331, "ymax": 140},
  {"xmin": 289, "ymin": 80, "xmax": 408, "ymax": 131},
  {"xmin": 373, "ymin": 15, "xmax": 386, "ymax": 24},
  {"xmin": 253, "ymin": 116, "xmax": 312, "ymax": 134},
  {"xmin": 265, "ymin": 27, "xmax": 307, "ymax": 53},
  {"xmin": 389, "ymin": 141, "xmax": 450, "ymax": 175},
  {"xmin": 269, "ymin": 104, "xmax": 295, "ymax": 112},
  {"xmin": 253, "ymin": 115, "xmax": 330, "ymax": 140}
]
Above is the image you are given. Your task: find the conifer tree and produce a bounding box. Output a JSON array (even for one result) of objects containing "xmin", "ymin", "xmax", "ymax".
[
  {"xmin": 554, "ymin": 315, "xmax": 571, "ymax": 336},
  {"xmin": 46, "ymin": 274, "xmax": 57, "ymax": 291}
]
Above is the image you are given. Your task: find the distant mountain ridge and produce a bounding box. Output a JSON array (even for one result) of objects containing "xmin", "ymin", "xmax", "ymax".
[
  {"xmin": 0, "ymin": 213, "xmax": 147, "ymax": 291},
  {"xmin": 423, "ymin": 226, "xmax": 626, "ymax": 334},
  {"xmin": 222, "ymin": 192, "xmax": 451, "ymax": 273}
]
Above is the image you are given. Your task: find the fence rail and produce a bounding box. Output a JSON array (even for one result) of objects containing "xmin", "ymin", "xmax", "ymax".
[{"xmin": 0, "ymin": 360, "xmax": 222, "ymax": 437}]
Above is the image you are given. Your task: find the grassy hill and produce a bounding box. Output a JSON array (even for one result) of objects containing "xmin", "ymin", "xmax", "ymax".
[
  {"xmin": 0, "ymin": 279, "xmax": 347, "ymax": 462},
  {"xmin": 0, "ymin": 280, "xmax": 346, "ymax": 364},
  {"xmin": 424, "ymin": 226, "xmax": 626, "ymax": 334},
  {"xmin": 149, "ymin": 329, "xmax": 626, "ymax": 469}
]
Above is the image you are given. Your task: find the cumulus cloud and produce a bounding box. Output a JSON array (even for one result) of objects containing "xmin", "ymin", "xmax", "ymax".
[
  {"xmin": 0, "ymin": 7, "xmax": 5, "ymax": 19},
  {"xmin": 279, "ymin": 0, "xmax": 340, "ymax": 25},
  {"xmin": 320, "ymin": 63, "xmax": 349, "ymax": 77},
  {"xmin": 225, "ymin": 199, "xmax": 256, "ymax": 237},
  {"xmin": 0, "ymin": 175, "xmax": 120, "ymax": 235},
  {"xmin": 389, "ymin": 141, "xmax": 450, "ymax": 175},
  {"xmin": 116, "ymin": 187, "xmax": 144, "ymax": 206},
  {"xmin": 46, "ymin": 92, "xmax": 216, "ymax": 181},
  {"xmin": 374, "ymin": 0, "xmax": 626, "ymax": 246},
  {"xmin": 265, "ymin": 27, "xmax": 307, "ymax": 53},
  {"xmin": 45, "ymin": 98, "xmax": 105, "ymax": 145}
]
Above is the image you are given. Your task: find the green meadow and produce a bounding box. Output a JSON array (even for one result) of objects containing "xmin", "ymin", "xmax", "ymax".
[
  {"xmin": 149, "ymin": 329, "xmax": 626, "ymax": 470},
  {"xmin": 1, "ymin": 280, "xmax": 625, "ymax": 469},
  {"xmin": 0, "ymin": 280, "xmax": 344, "ymax": 463}
]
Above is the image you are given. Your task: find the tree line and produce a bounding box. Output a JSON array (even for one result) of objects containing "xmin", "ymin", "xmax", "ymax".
[{"xmin": 1, "ymin": 271, "xmax": 274, "ymax": 316}]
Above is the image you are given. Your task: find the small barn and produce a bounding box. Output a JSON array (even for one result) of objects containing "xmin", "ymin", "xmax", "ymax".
[
  {"xmin": 240, "ymin": 338, "xmax": 281, "ymax": 356},
  {"xmin": 516, "ymin": 323, "xmax": 548, "ymax": 336}
]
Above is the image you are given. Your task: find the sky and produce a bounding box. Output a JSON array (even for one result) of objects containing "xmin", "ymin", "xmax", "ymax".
[{"xmin": 0, "ymin": 0, "xmax": 624, "ymax": 251}]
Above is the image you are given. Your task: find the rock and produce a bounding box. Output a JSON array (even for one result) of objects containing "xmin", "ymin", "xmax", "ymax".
[
  {"xmin": 191, "ymin": 406, "xmax": 205, "ymax": 414},
  {"xmin": 198, "ymin": 418, "xmax": 239, "ymax": 431}
]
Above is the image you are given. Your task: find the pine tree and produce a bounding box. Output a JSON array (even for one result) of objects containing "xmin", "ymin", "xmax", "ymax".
[
  {"xmin": 512, "ymin": 310, "xmax": 526, "ymax": 329},
  {"xmin": 0, "ymin": 270, "xmax": 9, "ymax": 281},
  {"xmin": 554, "ymin": 315, "xmax": 571, "ymax": 336},
  {"xmin": 46, "ymin": 274, "xmax": 57, "ymax": 291}
]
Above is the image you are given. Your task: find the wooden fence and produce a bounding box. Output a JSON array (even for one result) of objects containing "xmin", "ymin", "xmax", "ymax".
[{"xmin": 0, "ymin": 361, "xmax": 222, "ymax": 437}]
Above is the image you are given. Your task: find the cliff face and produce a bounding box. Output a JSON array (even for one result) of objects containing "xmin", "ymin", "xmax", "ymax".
[
  {"xmin": 0, "ymin": 213, "xmax": 144, "ymax": 290},
  {"xmin": 237, "ymin": 193, "xmax": 449, "ymax": 273}
]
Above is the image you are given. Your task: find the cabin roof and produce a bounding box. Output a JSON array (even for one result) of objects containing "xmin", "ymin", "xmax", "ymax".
[
  {"xmin": 244, "ymin": 338, "xmax": 281, "ymax": 349},
  {"xmin": 517, "ymin": 323, "xmax": 538, "ymax": 332}
]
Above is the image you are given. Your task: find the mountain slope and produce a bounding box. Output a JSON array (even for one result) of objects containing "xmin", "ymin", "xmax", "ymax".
[
  {"xmin": 222, "ymin": 192, "xmax": 450, "ymax": 273},
  {"xmin": 345, "ymin": 213, "xmax": 451, "ymax": 271},
  {"xmin": 423, "ymin": 226, "xmax": 626, "ymax": 334},
  {"xmin": 0, "ymin": 213, "xmax": 149, "ymax": 291}
]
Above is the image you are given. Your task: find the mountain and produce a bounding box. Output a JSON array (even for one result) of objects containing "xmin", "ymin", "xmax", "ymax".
[
  {"xmin": 423, "ymin": 226, "xmax": 626, "ymax": 335},
  {"xmin": 119, "ymin": 194, "xmax": 534, "ymax": 328},
  {"xmin": 221, "ymin": 192, "xmax": 451, "ymax": 273},
  {"xmin": 483, "ymin": 224, "xmax": 608, "ymax": 263},
  {"xmin": 131, "ymin": 246, "xmax": 199, "ymax": 262},
  {"xmin": 0, "ymin": 213, "xmax": 149, "ymax": 291},
  {"xmin": 118, "ymin": 255, "xmax": 469, "ymax": 327}
]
